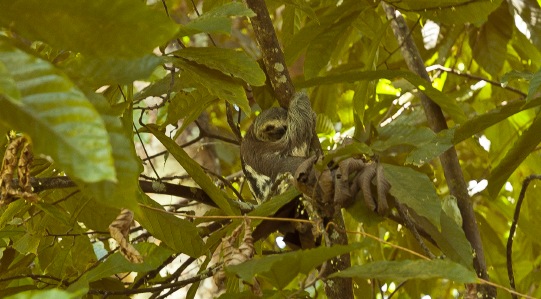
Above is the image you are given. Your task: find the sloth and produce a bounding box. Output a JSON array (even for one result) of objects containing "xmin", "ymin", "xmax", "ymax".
[{"xmin": 240, "ymin": 92, "xmax": 316, "ymax": 202}]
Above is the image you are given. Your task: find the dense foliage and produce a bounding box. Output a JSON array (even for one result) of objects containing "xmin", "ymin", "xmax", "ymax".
[{"xmin": 1, "ymin": 0, "xmax": 541, "ymax": 298}]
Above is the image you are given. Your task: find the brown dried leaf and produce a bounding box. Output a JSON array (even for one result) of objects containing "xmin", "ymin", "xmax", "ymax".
[{"xmin": 109, "ymin": 209, "xmax": 143, "ymax": 263}]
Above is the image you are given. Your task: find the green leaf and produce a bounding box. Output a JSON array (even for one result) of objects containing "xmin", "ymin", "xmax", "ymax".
[
  {"xmin": 0, "ymin": 0, "xmax": 178, "ymax": 58},
  {"xmin": 329, "ymin": 259, "xmax": 477, "ymax": 283},
  {"xmin": 321, "ymin": 142, "xmax": 373, "ymax": 166},
  {"xmin": 470, "ymin": 3, "xmax": 513, "ymax": 75},
  {"xmin": 374, "ymin": 125, "xmax": 437, "ymax": 152},
  {"xmin": 527, "ymin": 68, "xmax": 541, "ymax": 101},
  {"xmin": 166, "ymin": 77, "xmax": 216, "ymax": 132},
  {"xmin": 12, "ymin": 233, "xmax": 40, "ymax": 255},
  {"xmin": 134, "ymin": 73, "xmax": 181, "ymax": 102},
  {"xmin": 401, "ymin": 0, "xmax": 502, "ymax": 24},
  {"xmin": 439, "ymin": 211, "xmax": 473, "ymax": 268},
  {"xmin": 501, "ymin": 70, "xmax": 534, "ymax": 86},
  {"xmin": 382, "ymin": 164, "xmax": 441, "ymax": 228},
  {"xmin": 145, "ymin": 125, "xmax": 236, "ymax": 215},
  {"xmin": 487, "ymin": 114, "xmax": 541, "ymax": 196},
  {"xmin": 0, "ymin": 200, "xmax": 27, "ymax": 229},
  {"xmin": 174, "ymin": 48, "xmax": 265, "ymax": 86},
  {"xmin": 406, "ymin": 128, "xmax": 455, "ymax": 166},
  {"xmin": 442, "ymin": 196, "xmax": 462, "ymax": 227},
  {"xmin": 304, "ymin": 12, "xmax": 357, "ymax": 79},
  {"xmin": 6, "ymin": 289, "xmax": 81, "ymax": 299},
  {"xmin": 172, "ymin": 59, "xmax": 250, "ymax": 114},
  {"xmin": 0, "ymin": 42, "xmax": 115, "ymax": 183},
  {"xmin": 82, "ymin": 94, "xmax": 141, "ymax": 210},
  {"xmin": 454, "ymin": 97, "xmax": 541, "ymax": 143},
  {"xmin": 136, "ymin": 193, "xmax": 204, "ymax": 258},
  {"xmin": 298, "ymin": 69, "xmax": 467, "ymax": 124},
  {"xmin": 63, "ymin": 54, "xmax": 162, "ymax": 87},
  {"xmin": 227, "ymin": 243, "xmax": 363, "ymax": 289},
  {"xmin": 179, "ymin": 2, "xmax": 255, "ymax": 35},
  {"xmin": 0, "ymin": 60, "xmax": 20, "ymax": 99},
  {"xmin": 284, "ymin": 0, "xmax": 363, "ymax": 64},
  {"xmin": 353, "ymin": 18, "xmax": 388, "ymax": 125},
  {"xmin": 281, "ymin": 0, "xmax": 318, "ymax": 22},
  {"xmin": 249, "ymin": 188, "xmax": 300, "ymax": 218}
]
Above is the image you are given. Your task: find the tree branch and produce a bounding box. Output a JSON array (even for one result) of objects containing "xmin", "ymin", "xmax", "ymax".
[
  {"xmin": 382, "ymin": 2, "xmax": 495, "ymax": 297},
  {"xmin": 29, "ymin": 177, "xmax": 217, "ymax": 208},
  {"xmin": 246, "ymin": 0, "xmax": 295, "ymax": 108}
]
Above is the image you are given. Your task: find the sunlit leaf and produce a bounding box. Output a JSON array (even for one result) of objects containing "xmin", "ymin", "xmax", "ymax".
[
  {"xmin": 298, "ymin": 69, "xmax": 467, "ymax": 124},
  {"xmin": 80, "ymin": 93, "xmax": 141, "ymax": 210},
  {"xmin": 487, "ymin": 114, "xmax": 541, "ymax": 196},
  {"xmin": 330, "ymin": 259, "xmax": 477, "ymax": 283},
  {"xmin": 455, "ymin": 97, "xmax": 541, "ymax": 143},
  {"xmin": 0, "ymin": 42, "xmax": 116, "ymax": 183},
  {"xmin": 400, "ymin": 0, "xmax": 502, "ymax": 24}
]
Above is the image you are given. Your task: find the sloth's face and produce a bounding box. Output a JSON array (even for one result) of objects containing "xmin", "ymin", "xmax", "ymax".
[{"xmin": 253, "ymin": 107, "xmax": 288, "ymax": 142}]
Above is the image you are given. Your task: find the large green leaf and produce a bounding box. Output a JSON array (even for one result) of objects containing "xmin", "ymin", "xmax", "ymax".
[
  {"xmin": 63, "ymin": 54, "xmax": 162, "ymax": 87},
  {"xmin": 400, "ymin": 0, "xmax": 502, "ymax": 24},
  {"xmin": 179, "ymin": 2, "xmax": 255, "ymax": 36},
  {"xmin": 136, "ymin": 193, "xmax": 204, "ymax": 258},
  {"xmin": 304, "ymin": 12, "xmax": 358, "ymax": 79},
  {"xmin": 405, "ymin": 129, "xmax": 455, "ymax": 166},
  {"xmin": 470, "ymin": 3, "xmax": 513, "ymax": 75},
  {"xmin": 81, "ymin": 93, "xmax": 141, "ymax": 210},
  {"xmin": 0, "ymin": 42, "xmax": 115, "ymax": 183},
  {"xmin": 166, "ymin": 76, "xmax": 217, "ymax": 132},
  {"xmin": 0, "ymin": 60, "xmax": 19, "ymax": 99},
  {"xmin": 487, "ymin": 114, "xmax": 541, "ymax": 196},
  {"xmin": 172, "ymin": 59, "xmax": 250, "ymax": 114},
  {"xmin": 454, "ymin": 96, "xmax": 541, "ymax": 143},
  {"xmin": 298, "ymin": 69, "xmax": 467, "ymax": 124},
  {"xmin": 382, "ymin": 164, "xmax": 441, "ymax": 228},
  {"xmin": 284, "ymin": 0, "xmax": 364, "ymax": 65},
  {"xmin": 173, "ymin": 48, "xmax": 265, "ymax": 86},
  {"xmin": 227, "ymin": 243, "xmax": 363, "ymax": 289},
  {"xmin": 330, "ymin": 259, "xmax": 477, "ymax": 283},
  {"xmin": 0, "ymin": 0, "xmax": 178, "ymax": 58},
  {"xmin": 145, "ymin": 125, "xmax": 236, "ymax": 215}
]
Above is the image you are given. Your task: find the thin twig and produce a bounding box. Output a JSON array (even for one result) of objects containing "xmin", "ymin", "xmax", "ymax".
[
  {"xmin": 87, "ymin": 266, "xmax": 218, "ymax": 296},
  {"xmin": 427, "ymin": 65, "xmax": 526, "ymax": 97},
  {"xmin": 396, "ymin": 203, "xmax": 436, "ymax": 259},
  {"xmin": 507, "ymin": 174, "xmax": 541, "ymax": 298}
]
